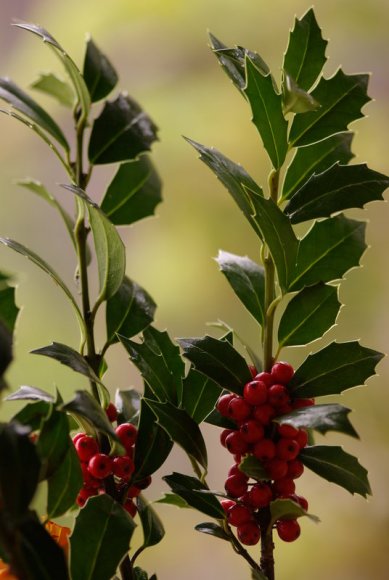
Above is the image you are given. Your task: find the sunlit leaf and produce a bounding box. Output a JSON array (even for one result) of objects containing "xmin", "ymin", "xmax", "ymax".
[{"xmin": 282, "ymin": 72, "xmax": 320, "ymax": 114}]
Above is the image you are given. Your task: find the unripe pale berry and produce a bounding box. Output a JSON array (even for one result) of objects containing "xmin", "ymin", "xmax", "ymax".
[
  {"xmin": 271, "ymin": 362, "xmax": 294, "ymax": 384},
  {"xmin": 237, "ymin": 521, "xmax": 261, "ymax": 545},
  {"xmin": 276, "ymin": 519, "xmax": 301, "ymax": 542}
]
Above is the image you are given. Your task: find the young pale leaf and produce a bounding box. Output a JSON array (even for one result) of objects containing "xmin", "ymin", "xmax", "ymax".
[
  {"xmin": 13, "ymin": 22, "xmax": 90, "ymax": 124},
  {"xmin": 0, "ymin": 238, "xmax": 83, "ymax": 329},
  {"xmin": 88, "ymin": 93, "xmax": 158, "ymax": 165},
  {"xmin": 285, "ymin": 163, "xmax": 389, "ymax": 224},
  {"xmin": 186, "ymin": 138, "xmax": 263, "ymax": 238},
  {"xmin": 289, "ymin": 70, "xmax": 370, "ymax": 147},
  {"xmin": 181, "ymin": 368, "xmax": 221, "ymax": 423},
  {"xmin": 83, "ymin": 37, "xmax": 118, "ymax": 102},
  {"xmin": 178, "ymin": 335, "xmax": 252, "ymax": 395},
  {"xmin": 136, "ymin": 494, "xmax": 165, "ymax": 550},
  {"xmin": 289, "ymin": 341, "xmax": 384, "ymax": 398},
  {"xmin": 163, "ymin": 473, "xmax": 225, "ymax": 519},
  {"xmin": 61, "ymin": 390, "xmax": 119, "ymax": 440},
  {"xmin": 195, "ymin": 522, "xmax": 230, "ymax": 541},
  {"xmin": 216, "ymin": 251, "xmax": 265, "ymax": 326},
  {"xmin": 70, "ymin": 494, "xmax": 136, "ymax": 580},
  {"xmin": 289, "ymin": 215, "xmax": 366, "ymax": 291},
  {"xmin": 106, "ymin": 276, "xmax": 156, "ymax": 345},
  {"xmin": 244, "ymin": 58, "xmax": 288, "ymax": 169},
  {"xmin": 209, "ymin": 33, "xmax": 270, "ymax": 90},
  {"xmin": 248, "ymin": 196, "xmax": 298, "ymax": 292},
  {"xmin": 144, "ymin": 399, "xmax": 208, "ymax": 470},
  {"xmin": 115, "ymin": 388, "xmax": 141, "ymax": 424},
  {"xmin": 282, "ymin": 72, "xmax": 320, "ymax": 114},
  {"xmin": 300, "ymin": 445, "xmax": 371, "ymax": 497},
  {"xmin": 47, "ymin": 443, "xmax": 83, "ymax": 518},
  {"xmin": 31, "ymin": 72, "xmax": 74, "ymax": 107},
  {"xmin": 278, "ymin": 283, "xmax": 341, "ymax": 347},
  {"xmin": 269, "ymin": 499, "xmax": 319, "ymax": 530},
  {"xmin": 281, "ymin": 133, "xmax": 354, "ymax": 201},
  {"xmin": 101, "ymin": 156, "xmax": 162, "ymax": 226},
  {"xmin": 275, "ymin": 404, "xmax": 358, "ymax": 438},
  {"xmin": 0, "ymin": 77, "xmax": 69, "ymax": 150},
  {"xmin": 37, "ymin": 409, "xmax": 70, "ymax": 478},
  {"xmin": 31, "ymin": 342, "xmax": 102, "ymax": 385},
  {"xmin": 283, "ymin": 8, "xmax": 328, "ymax": 90},
  {"xmin": 239, "ymin": 455, "xmax": 269, "ymax": 480}
]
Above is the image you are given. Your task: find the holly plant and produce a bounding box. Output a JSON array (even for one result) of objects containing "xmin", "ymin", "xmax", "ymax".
[{"xmin": 159, "ymin": 8, "xmax": 387, "ymax": 580}]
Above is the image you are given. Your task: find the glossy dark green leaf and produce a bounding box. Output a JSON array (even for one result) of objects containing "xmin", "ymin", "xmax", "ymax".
[
  {"xmin": 281, "ymin": 133, "xmax": 354, "ymax": 201},
  {"xmin": 37, "ymin": 409, "xmax": 70, "ymax": 478},
  {"xmin": 88, "ymin": 93, "xmax": 158, "ymax": 165},
  {"xmin": 289, "ymin": 215, "xmax": 366, "ymax": 291},
  {"xmin": 0, "ymin": 77, "xmax": 69, "ymax": 150},
  {"xmin": 300, "ymin": 445, "xmax": 371, "ymax": 497},
  {"xmin": 13, "ymin": 22, "xmax": 90, "ymax": 124},
  {"xmin": 249, "ymin": 196, "xmax": 298, "ymax": 292},
  {"xmin": 61, "ymin": 390, "xmax": 118, "ymax": 440},
  {"xmin": 47, "ymin": 442, "xmax": 83, "ymax": 518},
  {"xmin": 285, "ymin": 163, "xmax": 389, "ymax": 224},
  {"xmin": 275, "ymin": 404, "xmax": 358, "ymax": 438},
  {"xmin": 289, "ymin": 70, "xmax": 370, "ymax": 147},
  {"xmin": 31, "ymin": 342, "xmax": 102, "ymax": 385},
  {"xmin": 145, "ymin": 399, "xmax": 208, "ymax": 470},
  {"xmin": 244, "ymin": 58, "xmax": 288, "ymax": 169},
  {"xmin": 209, "ymin": 33, "xmax": 270, "ymax": 90},
  {"xmin": 115, "ymin": 388, "xmax": 141, "ymax": 424},
  {"xmin": 239, "ymin": 455, "xmax": 269, "ymax": 480},
  {"xmin": 0, "ymin": 280, "xmax": 19, "ymax": 385},
  {"xmin": 101, "ymin": 156, "xmax": 162, "ymax": 227},
  {"xmin": 133, "ymin": 398, "xmax": 173, "ymax": 481},
  {"xmin": 269, "ymin": 498, "xmax": 319, "ymax": 529},
  {"xmin": 283, "ymin": 8, "xmax": 328, "ymax": 90},
  {"xmin": 178, "ymin": 335, "xmax": 251, "ymax": 395},
  {"xmin": 136, "ymin": 494, "xmax": 165, "ymax": 549},
  {"xmin": 83, "ymin": 37, "xmax": 118, "ymax": 102},
  {"xmin": 31, "ymin": 72, "xmax": 74, "ymax": 107},
  {"xmin": 70, "ymin": 494, "xmax": 136, "ymax": 580},
  {"xmin": 282, "ymin": 72, "xmax": 320, "ymax": 117},
  {"xmin": 155, "ymin": 493, "xmax": 190, "ymax": 509},
  {"xmin": 0, "ymin": 422, "xmax": 40, "ymax": 516},
  {"xmin": 6, "ymin": 385, "xmax": 55, "ymax": 402},
  {"xmin": 278, "ymin": 283, "xmax": 340, "ymax": 347},
  {"xmin": 11, "ymin": 400, "xmax": 51, "ymax": 431},
  {"xmin": 195, "ymin": 522, "xmax": 230, "ymax": 541},
  {"xmin": 0, "ymin": 238, "xmax": 83, "ymax": 328},
  {"xmin": 120, "ymin": 327, "xmax": 184, "ymax": 404},
  {"xmin": 204, "ymin": 407, "xmax": 236, "ymax": 430},
  {"xmin": 181, "ymin": 368, "xmax": 221, "ymax": 423},
  {"xmin": 216, "ymin": 251, "xmax": 265, "ymax": 326},
  {"xmin": 163, "ymin": 473, "xmax": 225, "ymax": 518},
  {"xmin": 186, "ymin": 138, "xmax": 263, "ymax": 238},
  {"xmin": 106, "ymin": 276, "xmax": 156, "ymax": 345},
  {"xmin": 289, "ymin": 341, "xmax": 384, "ymax": 398}
]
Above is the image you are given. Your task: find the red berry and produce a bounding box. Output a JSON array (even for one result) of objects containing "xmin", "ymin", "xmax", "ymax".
[
  {"xmin": 272, "ymin": 477, "xmax": 296, "ymax": 496},
  {"xmin": 221, "ymin": 499, "xmax": 236, "ymax": 513},
  {"xmin": 296, "ymin": 429, "xmax": 309, "ymax": 449},
  {"xmin": 249, "ymin": 483, "xmax": 273, "ymax": 508},
  {"xmin": 277, "ymin": 423, "xmax": 299, "ymax": 439},
  {"xmin": 136, "ymin": 475, "xmax": 152, "ymax": 490},
  {"xmin": 276, "ymin": 519, "xmax": 301, "ymax": 542},
  {"xmin": 220, "ymin": 429, "xmax": 235, "ymax": 448},
  {"xmin": 249, "ymin": 365, "xmax": 257, "ymax": 378},
  {"xmin": 276, "ymin": 438, "xmax": 300, "ymax": 461},
  {"xmin": 113, "ymin": 456, "xmax": 135, "ymax": 480},
  {"xmin": 240, "ymin": 420, "xmax": 264, "ymax": 443},
  {"xmin": 216, "ymin": 393, "xmax": 235, "ymax": 417},
  {"xmin": 81, "ymin": 464, "xmax": 101, "ymax": 489},
  {"xmin": 253, "ymin": 438, "xmax": 276, "ymax": 461},
  {"xmin": 227, "ymin": 504, "xmax": 253, "ymax": 527},
  {"xmin": 116, "ymin": 423, "xmax": 138, "ymax": 449},
  {"xmin": 127, "ymin": 485, "xmax": 141, "ymax": 498},
  {"xmin": 88, "ymin": 453, "xmax": 113, "ymax": 479},
  {"xmin": 243, "ymin": 380, "xmax": 268, "ymax": 406},
  {"xmin": 225, "ymin": 431, "xmax": 249, "ymax": 455},
  {"xmin": 75, "ymin": 435, "xmax": 99, "ymax": 461},
  {"xmin": 287, "ymin": 459, "xmax": 304, "ymax": 479},
  {"xmin": 292, "ymin": 398, "xmax": 315, "ymax": 409},
  {"xmin": 295, "ymin": 495, "xmax": 309, "ymax": 511},
  {"xmin": 227, "ymin": 397, "xmax": 252, "ymax": 423},
  {"xmin": 72, "ymin": 432, "xmax": 85, "ymax": 445},
  {"xmin": 106, "ymin": 403, "xmax": 118, "ymax": 422},
  {"xmin": 124, "ymin": 499, "xmax": 137, "ymax": 518},
  {"xmin": 265, "ymin": 458, "xmax": 288, "ymax": 480},
  {"xmin": 271, "ymin": 362, "xmax": 294, "ymax": 384},
  {"xmin": 254, "ymin": 372, "xmax": 273, "ymax": 388},
  {"xmin": 253, "ymin": 404, "xmax": 276, "ymax": 425},
  {"xmin": 227, "ymin": 464, "xmax": 248, "ymax": 480},
  {"xmin": 76, "ymin": 487, "xmax": 97, "ymax": 507},
  {"xmin": 268, "ymin": 384, "xmax": 290, "ymax": 408},
  {"xmin": 237, "ymin": 522, "xmax": 261, "ymax": 545},
  {"xmin": 225, "ymin": 475, "xmax": 248, "ymax": 498}
]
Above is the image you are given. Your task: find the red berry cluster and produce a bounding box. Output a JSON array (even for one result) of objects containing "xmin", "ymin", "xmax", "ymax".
[
  {"xmin": 217, "ymin": 362, "xmax": 314, "ymax": 545},
  {"xmin": 72, "ymin": 403, "xmax": 151, "ymax": 517}
]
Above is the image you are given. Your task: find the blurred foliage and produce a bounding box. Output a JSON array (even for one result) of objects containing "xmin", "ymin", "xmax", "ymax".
[{"xmin": 0, "ymin": 0, "xmax": 388, "ymax": 578}]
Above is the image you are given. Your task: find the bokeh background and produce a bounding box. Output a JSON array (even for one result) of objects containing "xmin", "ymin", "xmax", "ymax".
[{"xmin": 0, "ymin": 0, "xmax": 388, "ymax": 578}]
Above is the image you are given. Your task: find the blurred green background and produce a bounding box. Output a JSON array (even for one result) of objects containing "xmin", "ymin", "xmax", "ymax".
[{"xmin": 0, "ymin": 0, "xmax": 388, "ymax": 578}]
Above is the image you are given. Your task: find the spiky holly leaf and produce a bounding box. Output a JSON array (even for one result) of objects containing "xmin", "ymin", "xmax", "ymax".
[
  {"xmin": 83, "ymin": 37, "xmax": 118, "ymax": 102},
  {"xmin": 269, "ymin": 498, "xmax": 319, "ymax": 529},
  {"xmin": 285, "ymin": 163, "xmax": 389, "ymax": 224},
  {"xmin": 181, "ymin": 368, "xmax": 221, "ymax": 424},
  {"xmin": 289, "ymin": 341, "xmax": 384, "ymax": 398},
  {"xmin": 288, "ymin": 69, "xmax": 370, "ymax": 147},
  {"xmin": 163, "ymin": 473, "xmax": 225, "ymax": 519},
  {"xmin": 275, "ymin": 404, "xmax": 358, "ymax": 438},
  {"xmin": 300, "ymin": 445, "xmax": 371, "ymax": 497}
]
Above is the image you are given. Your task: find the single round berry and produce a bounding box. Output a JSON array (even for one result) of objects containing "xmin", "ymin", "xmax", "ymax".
[
  {"xmin": 272, "ymin": 477, "xmax": 296, "ymax": 496},
  {"xmin": 276, "ymin": 519, "xmax": 301, "ymax": 542},
  {"xmin": 124, "ymin": 498, "xmax": 137, "ymax": 518},
  {"xmin": 227, "ymin": 397, "xmax": 252, "ymax": 423},
  {"xmin": 227, "ymin": 464, "xmax": 248, "ymax": 480},
  {"xmin": 271, "ymin": 362, "xmax": 294, "ymax": 384},
  {"xmin": 72, "ymin": 432, "xmax": 85, "ymax": 445},
  {"xmin": 276, "ymin": 438, "xmax": 300, "ymax": 461},
  {"xmin": 88, "ymin": 453, "xmax": 113, "ymax": 479},
  {"xmin": 227, "ymin": 504, "xmax": 253, "ymax": 527},
  {"xmin": 249, "ymin": 483, "xmax": 273, "ymax": 508},
  {"xmin": 292, "ymin": 398, "xmax": 315, "ymax": 409},
  {"xmin": 277, "ymin": 423, "xmax": 299, "ymax": 439},
  {"xmin": 287, "ymin": 459, "xmax": 304, "ymax": 479},
  {"xmin": 225, "ymin": 431, "xmax": 249, "ymax": 455},
  {"xmin": 296, "ymin": 429, "xmax": 309, "ymax": 449},
  {"xmin": 240, "ymin": 420, "xmax": 264, "ymax": 444},
  {"xmin": 76, "ymin": 487, "xmax": 97, "ymax": 507},
  {"xmin": 225, "ymin": 474, "xmax": 248, "ymax": 498},
  {"xmin": 220, "ymin": 429, "xmax": 235, "ymax": 448},
  {"xmin": 253, "ymin": 438, "xmax": 276, "ymax": 461},
  {"xmin": 268, "ymin": 384, "xmax": 290, "ymax": 408},
  {"xmin": 113, "ymin": 455, "xmax": 135, "ymax": 480},
  {"xmin": 216, "ymin": 393, "xmax": 236, "ymax": 417},
  {"xmin": 106, "ymin": 403, "xmax": 118, "ymax": 422},
  {"xmin": 75, "ymin": 435, "xmax": 99, "ymax": 462},
  {"xmin": 254, "ymin": 371, "xmax": 273, "ymax": 388},
  {"xmin": 221, "ymin": 499, "xmax": 236, "ymax": 513},
  {"xmin": 253, "ymin": 404, "xmax": 276, "ymax": 425},
  {"xmin": 293, "ymin": 494, "xmax": 309, "ymax": 511},
  {"xmin": 243, "ymin": 380, "xmax": 268, "ymax": 406},
  {"xmin": 237, "ymin": 521, "xmax": 261, "ymax": 546},
  {"xmin": 265, "ymin": 458, "xmax": 288, "ymax": 480},
  {"xmin": 115, "ymin": 423, "xmax": 138, "ymax": 449}
]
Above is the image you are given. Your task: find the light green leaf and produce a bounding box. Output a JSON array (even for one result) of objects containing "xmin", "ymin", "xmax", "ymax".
[
  {"xmin": 239, "ymin": 455, "xmax": 269, "ymax": 480},
  {"xmin": 282, "ymin": 72, "xmax": 320, "ymax": 114},
  {"xmin": 31, "ymin": 72, "xmax": 74, "ymax": 107},
  {"xmin": 269, "ymin": 498, "xmax": 319, "ymax": 529}
]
